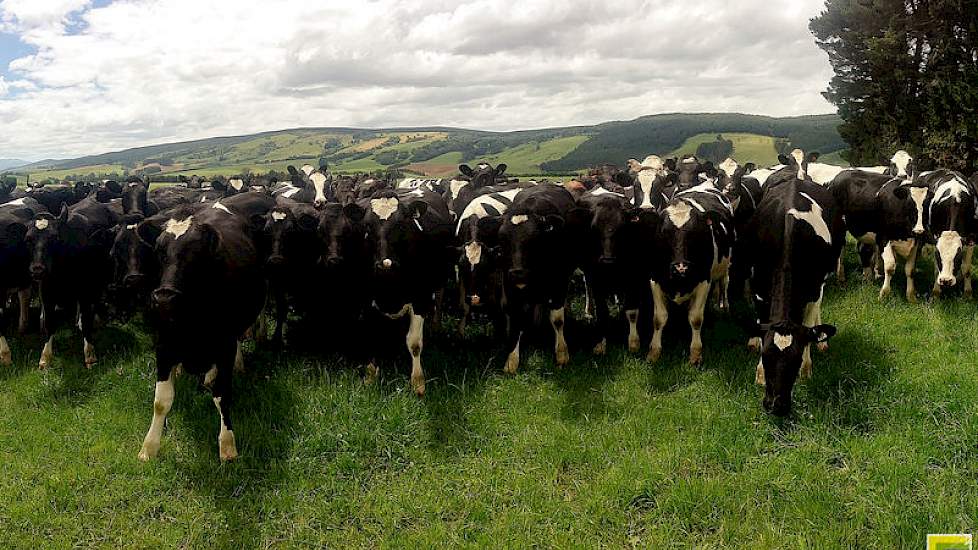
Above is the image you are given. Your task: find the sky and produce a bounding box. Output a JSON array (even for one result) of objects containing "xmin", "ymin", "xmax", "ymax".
[{"xmin": 0, "ymin": 0, "xmax": 835, "ymax": 161}]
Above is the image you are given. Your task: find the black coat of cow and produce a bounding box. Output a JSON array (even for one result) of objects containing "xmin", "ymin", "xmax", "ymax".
[
  {"xmin": 25, "ymin": 195, "xmax": 119, "ymax": 370},
  {"xmin": 136, "ymin": 205, "xmax": 266, "ymax": 462},
  {"xmin": 742, "ymin": 171, "xmax": 844, "ymax": 416},
  {"xmin": 497, "ymin": 184, "xmax": 583, "ymax": 373},
  {"xmin": 0, "ymin": 197, "xmax": 46, "ymax": 365},
  {"xmin": 24, "ymin": 182, "xmax": 91, "ymax": 213}
]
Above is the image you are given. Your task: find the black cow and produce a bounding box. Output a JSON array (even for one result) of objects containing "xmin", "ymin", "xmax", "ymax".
[
  {"xmin": 715, "ymin": 159, "xmax": 762, "ymax": 302},
  {"xmin": 25, "ymin": 196, "xmax": 118, "ymax": 369},
  {"xmin": 922, "ymin": 170, "xmax": 977, "ymax": 298},
  {"xmin": 0, "ymin": 178, "xmax": 26, "ymax": 204},
  {"xmin": 742, "ymin": 158, "xmax": 844, "ymax": 416},
  {"xmin": 137, "ymin": 205, "xmax": 265, "ymax": 461},
  {"xmin": 497, "ymin": 184, "xmax": 584, "ymax": 373},
  {"xmin": 0, "ymin": 197, "xmax": 46, "ymax": 364},
  {"xmin": 24, "ymin": 182, "xmax": 91, "ymax": 212},
  {"xmin": 110, "ymin": 212, "xmax": 169, "ymax": 309},
  {"xmin": 261, "ymin": 199, "xmax": 323, "ymax": 347},
  {"xmin": 647, "ymin": 183, "xmax": 734, "ymax": 365},
  {"xmin": 829, "ymin": 169, "xmax": 931, "ymax": 300},
  {"xmin": 577, "ymin": 186, "xmax": 653, "ymax": 355},
  {"xmin": 354, "ymin": 188, "xmax": 454, "ymax": 395}
]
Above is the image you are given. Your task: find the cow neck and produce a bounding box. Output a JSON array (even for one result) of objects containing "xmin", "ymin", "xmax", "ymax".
[{"xmin": 768, "ymin": 216, "xmax": 799, "ymax": 324}]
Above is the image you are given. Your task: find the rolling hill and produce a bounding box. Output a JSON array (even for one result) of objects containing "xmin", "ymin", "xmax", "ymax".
[{"xmin": 10, "ymin": 113, "xmax": 846, "ymax": 181}]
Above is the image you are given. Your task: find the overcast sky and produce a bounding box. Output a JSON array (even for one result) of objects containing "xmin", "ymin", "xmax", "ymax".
[{"xmin": 0, "ymin": 0, "xmax": 835, "ymax": 161}]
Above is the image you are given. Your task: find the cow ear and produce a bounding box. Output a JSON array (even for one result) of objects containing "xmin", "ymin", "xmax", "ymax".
[
  {"xmin": 893, "ymin": 185, "xmax": 910, "ymax": 200},
  {"xmin": 744, "ymin": 162, "xmax": 756, "ymax": 173},
  {"xmin": 808, "ymin": 324, "xmax": 837, "ymax": 343},
  {"xmin": 5, "ymin": 222, "xmax": 27, "ymax": 242},
  {"xmin": 544, "ymin": 214, "xmax": 565, "ymax": 232},
  {"xmin": 178, "ymin": 175, "xmax": 188, "ymax": 184},
  {"xmin": 494, "ymin": 163, "xmax": 507, "ymax": 176},
  {"xmin": 664, "ymin": 158, "xmax": 677, "ymax": 172},
  {"xmin": 476, "ymin": 215, "xmax": 503, "ymax": 236},
  {"xmin": 778, "ymin": 154, "xmax": 791, "ymax": 165},
  {"xmin": 343, "ymin": 202, "xmax": 366, "ymax": 222},
  {"xmin": 198, "ymin": 223, "xmax": 222, "ymax": 254},
  {"xmin": 565, "ymin": 207, "xmax": 592, "ymax": 229},
  {"xmin": 458, "ymin": 164, "xmax": 475, "ymax": 177},
  {"xmin": 298, "ymin": 212, "xmax": 319, "ymax": 231},
  {"xmin": 409, "ymin": 201, "xmax": 428, "ymax": 220},
  {"xmin": 287, "ymin": 165, "xmax": 298, "ymax": 176},
  {"xmin": 137, "ymin": 218, "xmax": 163, "ymax": 245},
  {"xmin": 807, "ymin": 152, "xmax": 820, "ymax": 163}
]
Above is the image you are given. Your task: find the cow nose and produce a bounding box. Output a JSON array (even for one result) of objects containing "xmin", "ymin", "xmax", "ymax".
[
  {"xmin": 267, "ymin": 255, "xmax": 285, "ymax": 267},
  {"xmin": 151, "ymin": 287, "xmax": 181, "ymax": 308},
  {"xmin": 599, "ymin": 256, "xmax": 616, "ymax": 265},
  {"xmin": 29, "ymin": 264, "xmax": 45, "ymax": 279},
  {"xmin": 326, "ymin": 256, "xmax": 342, "ymax": 267},
  {"xmin": 939, "ymin": 275, "xmax": 956, "ymax": 287},
  {"xmin": 509, "ymin": 268, "xmax": 528, "ymax": 282},
  {"xmin": 376, "ymin": 258, "xmax": 394, "ymax": 270},
  {"xmin": 314, "ymin": 199, "xmax": 327, "ymax": 208},
  {"xmin": 670, "ymin": 261, "xmax": 690, "ymax": 277},
  {"xmin": 913, "ymin": 228, "xmax": 924, "ymax": 235},
  {"xmin": 124, "ymin": 273, "xmax": 144, "ymax": 288},
  {"xmin": 470, "ymin": 295, "xmax": 481, "ymax": 306}
]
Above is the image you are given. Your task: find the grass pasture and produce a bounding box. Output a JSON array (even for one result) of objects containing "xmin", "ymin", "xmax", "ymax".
[{"xmin": 1, "ymin": 243, "xmax": 978, "ymax": 547}]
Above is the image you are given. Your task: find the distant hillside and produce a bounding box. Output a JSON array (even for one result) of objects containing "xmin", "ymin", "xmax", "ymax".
[
  {"xmin": 14, "ymin": 113, "xmax": 845, "ymax": 181},
  {"xmin": 0, "ymin": 159, "xmax": 27, "ymax": 171}
]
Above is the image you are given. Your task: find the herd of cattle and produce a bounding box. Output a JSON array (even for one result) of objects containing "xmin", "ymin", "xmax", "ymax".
[{"xmin": 0, "ymin": 150, "xmax": 976, "ymax": 461}]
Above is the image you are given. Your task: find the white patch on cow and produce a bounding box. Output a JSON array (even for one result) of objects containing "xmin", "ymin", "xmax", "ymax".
[
  {"xmin": 309, "ymin": 172, "xmax": 328, "ymax": 204},
  {"xmin": 932, "ymin": 175, "xmax": 970, "ymax": 210},
  {"xmin": 128, "ymin": 182, "xmax": 140, "ymax": 188},
  {"xmin": 684, "ymin": 198, "xmax": 706, "ymax": 213},
  {"xmin": 126, "ymin": 224, "xmax": 137, "ymax": 230},
  {"xmin": 791, "ymin": 149, "xmax": 806, "ymax": 180},
  {"xmin": 138, "ymin": 373, "xmax": 174, "ymax": 461},
  {"xmin": 200, "ymin": 196, "xmax": 208, "ymax": 203},
  {"xmin": 773, "ymin": 333, "xmax": 793, "ymax": 351},
  {"xmin": 666, "ymin": 201, "xmax": 692, "ymax": 227},
  {"xmin": 213, "ymin": 396, "xmax": 238, "ymax": 461},
  {"xmin": 370, "ymin": 197, "xmax": 399, "ymax": 220},
  {"xmin": 719, "ymin": 158, "xmax": 738, "ymax": 177},
  {"xmin": 464, "ymin": 241, "xmax": 482, "ymax": 266},
  {"xmin": 281, "ymin": 186, "xmax": 301, "ymax": 199},
  {"xmin": 747, "ymin": 169, "xmax": 776, "ymax": 187},
  {"xmin": 681, "ymin": 157, "xmax": 696, "ymax": 164},
  {"xmin": 637, "ymin": 170, "xmax": 656, "ymax": 209},
  {"xmin": 788, "ymin": 192, "xmax": 832, "ymax": 244},
  {"xmin": 271, "ymin": 211, "xmax": 287, "ymax": 221},
  {"xmin": 909, "ymin": 187, "xmax": 927, "ymax": 234},
  {"xmin": 511, "ymin": 214, "xmax": 528, "ymax": 225},
  {"xmin": 891, "ymin": 150, "xmax": 912, "ymax": 177},
  {"xmin": 857, "ymin": 232, "xmax": 877, "ymax": 245},
  {"xmin": 164, "ymin": 216, "xmax": 193, "ymax": 239},
  {"xmin": 34, "ymin": 218, "xmax": 49, "ymax": 230},
  {"xmin": 937, "ymin": 230, "xmax": 962, "ymax": 284},
  {"xmin": 229, "ymin": 179, "xmax": 244, "ymax": 191},
  {"xmin": 0, "ymin": 198, "xmax": 27, "ymax": 207},
  {"xmin": 300, "ymin": 164, "xmax": 315, "ymax": 176},
  {"xmin": 212, "ymin": 202, "xmax": 231, "ymax": 214},
  {"xmin": 0, "ymin": 335, "xmax": 10, "ymax": 366},
  {"xmin": 591, "ymin": 186, "xmax": 624, "ymax": 198},
  {"xmin": 449, "ymin": 179, "xmax": 469, "ymax": 200}
]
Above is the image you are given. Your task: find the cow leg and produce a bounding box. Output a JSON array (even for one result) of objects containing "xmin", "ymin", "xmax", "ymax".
[
  {"xmin": 873, "ymin": 245, "xmax": 883, "ymax": 280},
  {"xmin": 138, "ymin": 351, "xmax": 177, "ymax": 461},
  {"xmin": 550, "ymin": 306, "xmax": 570, "ymax": 367},
  {"xmin": 37, "ymin": 295, "xmax": 55, "ymax": 369},
  {"xmin": 457, "ymin": 279, "xmax": 469, "ymax": 336},
  {"xmin": 719, "ymin": 273, "xmax": 730, "ymax": 311},
  {"xmin": 583, "ymin": 274, "xmax": 594, "ymax": 320},
  {"xmin": 647, "ymin": 282, "xmax": 668, "ymax": 363},
  {"xmin": 0, "ymin": 335, "xmax": 10, "ymax": 366},
  {"xmin": 17, "ymin": 287, "xmax": 30, "ymax": 334},
  {"xmin": 687, "ymin": 281, "xmax": 710, "ymax": 366},
  {"xmin": 932, "ymin": 261, "xmax": 942, "ymax": 297},
  {"xmin": 211, "ymin": 344, "xmax": 238, "ymax": 461},
  {"xmin": 78, "ymin": 300, "xmax": 97, "ymax": 368},
  {"xmin": 835, "ymin": 254, "xmax": 846, "ymax": 283},
  {"xmin": 963, "ymin": 245, "xmax": 974, "ymax": 298},
  {"xmin": 406, "ymin": 307, "xmax": 425, "ymax": 396},
  {"xmin": 904, "ymin": 241, "xmax": 919, "ymax": 303},
  {"xmin": 234, "ymin": 340, "xmax": 244, "ymax": 373},
  {"xmin": 857, "ymin": 243, "xmax": 875, "ymax": 280},
  {"xmin": 271, "ymin": 289, "xmax": 286, "ymax": 348},
  {"xmin": 592, "ymin": 287, "xmax": 609, "ymax": 356},
  {"xmin": 755, "ymin": 357, "xmax": 765, "ymax": 385},
  {"xmin": 801, "ymin": 295, "xmax": 824, "ymax": 378},
  {"xmin": 879, "ymin": 242, "xmax": 896, "ymax": 301},
  {"xmin": 625, "ymin": 309, "xmax": 640, "ymax": 353}
]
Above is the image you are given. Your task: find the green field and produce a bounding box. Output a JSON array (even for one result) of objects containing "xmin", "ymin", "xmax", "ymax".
[
  {"xmin": 0, "ymin": 242, "xmax": 976, "ymax": 547},
  {"xmin": 482, "ymin": 136, "xmax": 590, "ymax": 174},
  {"xmin": 669, "ymin": 133, "xmax": 783, "ymax": 166}
]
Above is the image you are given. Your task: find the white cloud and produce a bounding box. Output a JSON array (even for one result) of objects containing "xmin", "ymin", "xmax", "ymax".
[{"xmin": 0, "ymin": 0, "xmax": 835, "ymax": 160}]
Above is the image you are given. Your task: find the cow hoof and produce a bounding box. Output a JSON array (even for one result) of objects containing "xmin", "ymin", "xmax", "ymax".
[
  {"xmin": 817, "ymin": 341, "xmax": 829, "ymax": 353},
  {"xmin": 592, "ymin": 339, "xmax": 607, "ymax": 356},
  {"xmin": 747, "ymin": 337, "xmax": 762, "ymax": 353},
  {"xmin": 85, "ymin": 359, "xmax": 97, "ymax": 369},
  {"xmin": 801, "ymin": 362, "xmax": 813, "ymax": 380},
  {"xmin": 755, "ymin": 361, "xmax": 765, "ymax": 385},
  {"xmin": 0, "ymin": 350, "xmax": 11, "ymax": 366},
  {"xmin": 504, "ymin": 353, "xmax": 519, "ymax": 375},
  {"xmin": 627, "ymin": 336, "xmax": 640, "ymax": 354},
  {"xmin": 689, "ymin": 349, "xmax": 703, "ymax": 366},
  {"xmin": 646, "ymin": 347, "xmax": 662, "ymax": 364},
  {"xmin": 38, "ymin": 360, "xmax": 49, "ymax": 370},
  {"xmin": 364, "ymin": 363, "xmax": 379, "ymax": 385},
  {"xmin": 411, "ymin": 377, "xmax": 425, "ymax": 397},
  {"xmin": 203, "ymin": 366, "xmax": 218, "ymax": 388},
  {"xmin": 138, "ymin": 441, "xmax": 159, "ymax": 462},
  {"xmin": 555, "ymin": 347, "xmax": 570, "ymax": 367},
  {"xmin": 219, "ymin": 432, "xmax": 238, "ymax": 462},
  {"xmin": 878, "ymin": 288, "xmax": 890, "ymax": 302},
  {"xmin": 906, "ymin": 292, "xmax": 917, "ymax": 304}
]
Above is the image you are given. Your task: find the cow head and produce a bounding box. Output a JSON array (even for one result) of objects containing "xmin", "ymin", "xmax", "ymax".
[
  {"xmin": 930, "ymin": 173, "xmax": 976, "ymax": 288},
  {"xmin": 362, "ymin": 192, "xmax": 427, "ymax": 275},
  {"xmin": 122, "ymin": 177, "xmax": 150, "ymax": 215},
  {"xmin": 332, "ymin": 176, "xmax": 358, "ymax": 206},
  {"xmin": 676, "ymin": 155, "xmax": 702, "ymax": 190},
  {"xmin": 149, "ymin": 210, "xmax": 219, "ymax": 321},
  {"xmin": 225, "ymin": 177, "xmax": 249, "ymax": 195},
  {"xmin": 457, "ymin": 215, "xmax": 503, "ymax": 307},
  {"xmin": 498, "ymin": 209, "xmax": 568, "ymax": 291},
  {"xmin": 888, "ymin": 150, "xmax": 915, "ymax": 179},
  {"xmin": 581, "ymin": 194, "xmax": 641, "ymax": 269},
  {"xmin": 309, "ymin": 171, "xmax": 332, "ymax": 208},
  {"xmin": 760, "ymin": 320, "xmax": 836, "ymax": 416},
  {"xmin": 319, "ymin": 202, "xmax": 367, "ymax": 272},
  {"xmin": 0, "ymin": 178, "xmax": 16, "ymax": 199},
  {"xmin": 248, "ymin": 175, "xmax": 276, "ymax": 195},
  {"xmin": 459, "ymin": 162, "xmax": 507, "ymax": 189},
  {"xmin": 656, "ymin": 199, "xmax": 721, "ymax": 297},
  {"xmin": 778, "ymin": 149, "xmax": 817, "ymax": 181},
  {"xmin": 262, "ymin": 205, "xmax": 320, "ymax": 278},
  {"xmin": 888, "ymin": 182, "xmax": 932, "ymax": 237},
  {"xmin": 110, "ymin": 213, "xmax": 162, "ymax": 297},
  {"xmin": 26, "ymin": 207, "xmax": 69, "ymax": 281}
]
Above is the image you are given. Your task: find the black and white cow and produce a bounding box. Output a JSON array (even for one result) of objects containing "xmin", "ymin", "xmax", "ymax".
[
  {"xmin": 741, "ymin": 156, "xmax": 844, "ymax": 416},
  {"xmin": 769, "ymin": 150, "xmax": 914, "ymax": 186},
  {"xmin": 922, "ymin": 169, "xmax": 977, "ymax": 298},
  {"xmin": 444, "ymin": 163, "xmax": 508, "ymax": 217},
  {"xmin": 647, "ymin": 182, "xmax": 735, "ymax": 365},
  {"xmin": 26, "ymin": 195, "xmax": 118, "ymax": 369},
  {"xmin": 715, "ymin": 158, "xmax": 760, "ymax": 302},
  {"xmin": 0, "ymin": 197, "xmax": 46, "ymax": 364},
  {"xmin": 137, "ymin": 204, "xmax": 266, "ymax": 461},
  {"xmin": 358, "ymin": 188, "xmax": 454, "ymax": 395},
  {"xmin": 0, "ymin": 178, "xmax": 27, "ymax": 204},
  {"xmin": 577, "ymin": 186, "xmax": 653, "ymax": 354},
  {"xmin": 453, "ymin": 185, "xmax": 524, "ymax": 335},
  {"xmin": 628, "ymin": 155, "xmax": 673, "ymax": 211},
  {"xmin": 497, "ymin": 184, "xmax": 584, "ymax": 373},
  {"xmin": 829, "ymin": 169, "xmax": 931, "ymax": 300},
  {"xmin": 275, "ymin": 165, "xmax": 332, "ymax": 207}
]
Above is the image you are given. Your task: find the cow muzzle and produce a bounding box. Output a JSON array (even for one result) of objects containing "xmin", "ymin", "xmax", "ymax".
[
  {"xmin": 939, "ymin": 275, "xmax": 957, "ymax": 287},
  {"xmin": 151, "ymin": 287, "xmax": 183, "ymax": 313},
  {"xmin": 670, "ymin": 261, "xmax": 691, "ymax": 278},
  {"xmin": 376, "ymin": 258, "xmax": 394, "ymax": 270},
  {"xmin": 599, "ymin": 255, "xmax": 616, "ymax": 265},
  {"xmin": 124, "ymin": 273, "xmax": 145, "ymax": 289},
  {"xmin": 29, "ymin": 264, "xmax": 46, "ymax": 280}
]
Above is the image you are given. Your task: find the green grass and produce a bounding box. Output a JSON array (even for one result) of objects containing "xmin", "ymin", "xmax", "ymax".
[
  {"xmin": 483, "ymin": 136, "xmax": 589, "ymax": 174},
  {"xmin": 669, "ymin": 133, "xmax": 782, "ymax": 166},
  {"xmin": 2, "ymin": 244, "xmax": 977, "ymax": 547}
]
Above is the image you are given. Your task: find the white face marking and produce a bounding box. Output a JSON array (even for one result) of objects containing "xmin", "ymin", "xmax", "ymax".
[
  {"xmin": 891, "ymin": 150, "xmax": 912, "ymax": 177},
  {"xmin": 637, "ymin": 171, "xmax": 656, "ymax": 209},
  {"xmin": 665, "ymin": 201, "xmax": 692, "ymax": 227},
  {"xmin": 464, "ymin": 242, "xmax": 482, "ymax": 266},
  {"xmin": 449, "ymin": 179, "xmax": 469, "ymax": 200},
  {"xmin": 301, "ymin": 165, "xmax": 315, "ymax": 176},
  {"xmin": 212, "ymin": 202, "xmax": 231, "ymax": 214},
  {"xmin": 787, "ymin": 192, "xmax": 832, "ymax": 244},
  {"xmin": 791, "ymin": 149, "xmax": 805, "ymax": 180},
  {"xmin": 719, "ymin": 158, "xmax": 738, "ymax": 177},
  {"xmin": 126, "ymin": 224, "xmax": 137, "ymax": 230},
  {"xmin": 773, "ymin": 333, "xmax": 793, "ymax": 351},
  {"xmin": 511, "ymin": 214, "xmax": 528, "ymax": 225},
  {"xmin": 591, "ymin": 186, "xmax": 624, "ymax": 198},
  {"xmin": 370, "ymin": 197, "xmax": 399, "ymax": 220},
  {"xmin": 309, "ymin": 172, "xmax": 328, "ymax": 204},
  {"xmin": 908, "ymin": 187, "xmax": 927, "ymax": 233},
  {"xmin": 229, "ymin": 179, "xmax": 244, "ymax": 191},
  {"xmin": 641, "ymin": 155, "xmax": 664, "ymax": 172},
  {"xmin": 34, "ymin": 218, "xmax": 49, "ymax": 230},
  {"xmin": 477, "ymin": 163, "xmax": 489, "ymax": 170},
  {"xmin": 271, "ymin": 211, "xmax": 287, "ymax": 221},
  {"xmin": 164, "ymin": 216, "xmax": 193, "ymax": 239},
  {"xmin": 937, "ymin": 230, "xmax": 962, "ymax": 282},
  {"xmin": 281, "ymin": 186, "xmax": 301, "ymax": 198},
  {"xmin": 128, "ymin": 182, "xmax": 140, "ymax": 188},
  {"xmin": 200, "ymin": 196, "xmax": 207, "ymax": 203}
]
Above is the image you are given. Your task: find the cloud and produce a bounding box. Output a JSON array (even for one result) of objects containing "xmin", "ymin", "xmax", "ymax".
[{"xmin": 0, "ymin": 0, "xmax": 834, "ymax": 160}]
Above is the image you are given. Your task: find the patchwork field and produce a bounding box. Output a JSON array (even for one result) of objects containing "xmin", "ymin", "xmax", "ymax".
[{"xmin": 0, "ymin": 243, "xmax": 976, "ymax": 547}]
